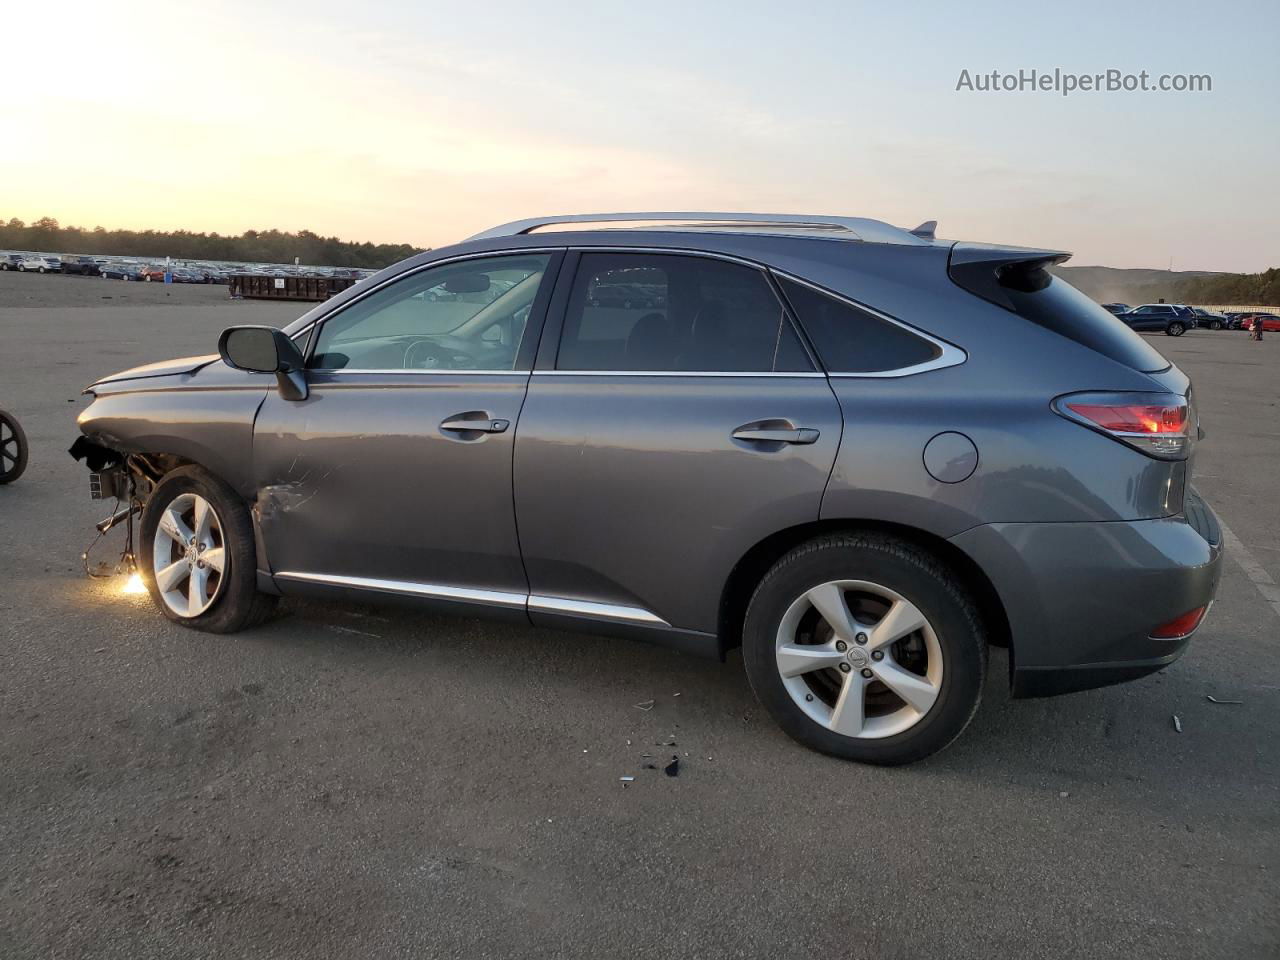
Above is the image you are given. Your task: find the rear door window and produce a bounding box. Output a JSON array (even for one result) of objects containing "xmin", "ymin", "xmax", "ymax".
[{"xmin": 556, "ymin": 253, "xmax": 812, "ymax": 373}]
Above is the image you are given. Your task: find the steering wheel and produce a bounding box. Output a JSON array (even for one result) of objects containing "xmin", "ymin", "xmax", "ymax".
[{"xmin": 404, "ymin": 337, "xmax": 476, "ymax": 370}]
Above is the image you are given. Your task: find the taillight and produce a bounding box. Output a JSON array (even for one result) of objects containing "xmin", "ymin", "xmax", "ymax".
[
  {"xmin": 1150, "ymin": 605, "xmax": 1208, "ymax": 639},
  {"xmin": 1053, "ymin": 391, "xmax": 1192, "ymax": 459}
]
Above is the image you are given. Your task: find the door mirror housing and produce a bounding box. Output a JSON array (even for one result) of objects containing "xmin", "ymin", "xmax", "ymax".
[{"xmin": 218, "ymin": 325, "xmax": 308, "ymax": 401}]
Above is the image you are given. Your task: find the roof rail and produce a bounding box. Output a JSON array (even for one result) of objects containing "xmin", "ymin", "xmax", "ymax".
[{"xmin": 465, "ymin": 212, "xmax": 932, "ymax": 246}]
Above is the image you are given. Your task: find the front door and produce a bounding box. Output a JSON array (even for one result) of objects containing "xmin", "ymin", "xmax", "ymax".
[
  {"xmin": 513, "ymin": 251, "xmax": 843, "ymax": 635},
  {"xmin": 253, "ymin": 251, "xmax": 561, "ymax": 609}
]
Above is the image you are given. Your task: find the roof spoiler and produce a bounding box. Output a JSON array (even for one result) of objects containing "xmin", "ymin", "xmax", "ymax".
[{"xmin": 948, "ymin": 242, "xmax": 1072, "ymax": 311}]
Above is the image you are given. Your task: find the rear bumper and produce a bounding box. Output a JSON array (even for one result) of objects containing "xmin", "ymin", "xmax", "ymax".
[{"xmin": 950, "ymin": 496, "xmax": 1223, "ymax": 699}]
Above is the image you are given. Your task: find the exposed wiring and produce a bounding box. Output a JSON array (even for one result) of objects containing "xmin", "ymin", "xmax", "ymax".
[{"xmin": 83, "ymin": 497, "xmax": 127, "ymax": 579}]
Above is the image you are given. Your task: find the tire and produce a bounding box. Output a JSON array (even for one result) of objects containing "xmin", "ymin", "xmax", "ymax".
[
  {"xmin": 37, "ymin": 267, "xmax": 46, "ymax": 274},
  {"xmin": 0, "ymin": 410, "xmax": 28, "ymax": 484},
  {"xmin": 1210, "ymin": 321, "xmax": 1222, "ymax": 330},
  {"xmin": 742, "ymin": 534, "xmax": 987, "ymax": 765},
  {"xmin": 1167, "ymin": 322, "xmax": 1185, "ymax": 336},
  {"xmin": 145, "ymin": 274, "xmax": 152, "ymax": 281},
  {"xmin": 139, "ymin": 465, "xmax": 276, "ymax": 633},
  {"xmin": 17, "ymin": 265, "xmax": 26, "ymax": 272}
]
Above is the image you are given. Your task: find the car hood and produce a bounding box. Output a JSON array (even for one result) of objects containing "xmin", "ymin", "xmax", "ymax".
[{"xmin": 87, "ymin": 354, "xmax": 219, "ymax": 390}]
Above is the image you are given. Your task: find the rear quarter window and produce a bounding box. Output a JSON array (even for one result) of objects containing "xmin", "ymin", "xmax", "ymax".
[{"xmin": 777, "ymin": 277, "xmax": 941, "ymax": 373}]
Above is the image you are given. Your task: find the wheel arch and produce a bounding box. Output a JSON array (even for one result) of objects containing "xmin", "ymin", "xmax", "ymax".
[{"xmin": 717, "ymin": 518, "xmax": 1013, "ymax": 669}]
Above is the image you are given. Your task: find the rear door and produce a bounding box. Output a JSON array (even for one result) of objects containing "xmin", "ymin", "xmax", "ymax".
[
  {"xmin": 513, "ymin": 250, "xmax": 842, "ymax": 636},
  {"xmin": 253, "ymin": 251, "xmax": 562, "ymax": 611}
]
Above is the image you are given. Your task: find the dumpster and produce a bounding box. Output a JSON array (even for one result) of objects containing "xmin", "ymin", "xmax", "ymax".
[{"xmin": 228, "ymin": 274, "xmax": 360, "ymax": 302}]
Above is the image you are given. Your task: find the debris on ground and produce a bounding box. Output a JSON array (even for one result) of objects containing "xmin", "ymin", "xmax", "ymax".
[
  {"xmin": 619, "ymin": 776, "xmax": 635, "ymax": 783},
  {"xmin": 673, "ymin": 692, "xmax": 681, "ymax": 697},
  {"xmin": 326, "ymin": 624, "xmax": 382, "ymax": 639},
  {"xmin": 634, "ymin": 699, "xmax": 655, "ymax": 711},
  {"xmin": 664, "ymin": 755, "xmax": 680, "ymax": 777},
  {"xmin": 1059, "ymin": 791, "xmax": 1070, "ymax": 798},
  {"xmin": 1172, "ymin": 715, "xmax": 1183, "ymax": 733},
  {"xmin": 1206, "ymin": 695, "xmax": 1243, "ymax": 705}
]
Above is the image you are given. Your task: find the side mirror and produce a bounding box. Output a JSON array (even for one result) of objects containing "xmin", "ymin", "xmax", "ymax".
[{"xmin": 218, "ymin": 326, "xmax": 308, "ymax": 401}]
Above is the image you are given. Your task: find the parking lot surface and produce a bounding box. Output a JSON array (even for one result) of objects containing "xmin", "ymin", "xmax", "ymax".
[{"xmin": 1, "ymin": 272, "xmax": 1277, "ymax": 959}]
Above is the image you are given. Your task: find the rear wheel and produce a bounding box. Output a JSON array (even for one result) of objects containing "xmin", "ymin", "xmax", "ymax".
[
  {"xmin": 1168, "ymin": 322, "xmax": 1185, "ymax": 336},
  {"xmin": 0, "ymin": 410, "xmax": 28, "ymax": 484},
  {"xmin": 1210, "ymin": 320, "xmax": 1223, "ymax": 330},
  {"xmin": 742, "ymin": 534, "xmax": 986, "ymax": 765},
  {"xmin": 139, "ymin": 466, "xmax": 276, "ymax": 633}
]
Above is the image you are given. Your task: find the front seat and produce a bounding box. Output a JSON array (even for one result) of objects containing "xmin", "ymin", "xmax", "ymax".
[{"xmin": 625, "ymin": 312, "xmax": 674, "ymax": 369}]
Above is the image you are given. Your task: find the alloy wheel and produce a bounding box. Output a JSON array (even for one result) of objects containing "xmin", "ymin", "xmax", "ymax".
[
  {"xmin": 152, "ymin": 492, "xmax": 227, "ymax": 617},
  {"xmin": 775, "ymin": 580, "xmax": 943, "ymax": 739}
]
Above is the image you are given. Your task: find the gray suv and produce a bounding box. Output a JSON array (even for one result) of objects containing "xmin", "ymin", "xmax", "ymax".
[{"xmin": 72, "ymin": 213, "xmax": 1223, "ymax": 764}]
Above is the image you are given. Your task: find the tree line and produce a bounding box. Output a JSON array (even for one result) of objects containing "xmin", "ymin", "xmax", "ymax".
[
  {"xmin": 0, "ymin": 217, "xmax": 425, "ymax": 268},
  {"xmin": 1177, "ymin": 268, "xmax": 1280, "ymax": 306}
]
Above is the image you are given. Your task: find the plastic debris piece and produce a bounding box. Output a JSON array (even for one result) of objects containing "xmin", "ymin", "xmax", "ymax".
[
  {"xmin": 643, "ymin": 763, "xmax": 657, "ymax": 770},
  {"xmin": 1172, "ymin": 715, "xmax": 1182, "ymax": 733},
  {"xmin": 673, "ymin": 692, "xmax": 681, "ymax": 697},
  {"xmin": 619, "ymin": 776, "xmax": 635, "ymax": 782},
  {"xmin": 634, "ymin": 700, "xmax": 655, "ymax": 711},
  {"xmin": 1206, "ymin": 695, "xmax": 1243, "ymax": 705},
  {"xmin": 664, "ymin": 755, "xmax": 680, "ymax": 777},
  {"xmin": 1059, "ymin": 791, "xmax": 1069, "ymax": 798}
]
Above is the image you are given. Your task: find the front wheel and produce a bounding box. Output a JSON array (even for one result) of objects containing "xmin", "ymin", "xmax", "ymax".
[
  {"xmin": 1167, "ymin": 322, "xmax": 1185, "ymax": 336},
  {"xmin": 742, "ymin": 534, "xmax": 987, "ymax": 765},
  {"xmin": 1210, "ymin": 320, "xmax": 1222, "ymax": 330},
  {"xmin": 139, "ymin": 466, "xmax": 276, "ymax": 632}
]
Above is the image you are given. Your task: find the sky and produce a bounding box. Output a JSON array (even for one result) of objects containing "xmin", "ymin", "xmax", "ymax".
[{"xmin": 3, "ymin": 0, "xmax": 1278, "ymax": 271}]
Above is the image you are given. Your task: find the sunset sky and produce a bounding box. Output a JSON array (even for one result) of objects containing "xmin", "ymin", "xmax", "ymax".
[{"xmin": 5, "ymin": 0, "xmax": 1278, "ymax": 271}]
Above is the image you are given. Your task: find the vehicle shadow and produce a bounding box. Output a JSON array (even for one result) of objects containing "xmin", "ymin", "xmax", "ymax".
[{"xmin": 262, "ymin": 595, "xmax": 1277, "ymax": 798}]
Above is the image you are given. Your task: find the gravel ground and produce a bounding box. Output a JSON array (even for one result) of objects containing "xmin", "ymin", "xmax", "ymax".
[{"xmin": 1, "ymin": 271, "xmax": 1277, "ymax": 959}]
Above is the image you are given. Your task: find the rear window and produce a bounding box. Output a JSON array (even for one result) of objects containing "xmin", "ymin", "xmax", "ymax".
[{"xmin": 1004, "ymin": 276, "xmax": 1170, "ymax": 373}]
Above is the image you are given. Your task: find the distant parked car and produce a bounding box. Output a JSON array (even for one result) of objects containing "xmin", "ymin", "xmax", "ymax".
[
  {"xmin": 1191, "ymin": 307, "xmax": 1230, "ymax": 330},
  {"xmin": 1240, "ymin": 313, "xmax": 1280, "ymax": 333},
  {"xmin": 139, "ymin": 265, "xmax": 167, "ymax": 282},
  {"xmin": 62, "ymin": 255, "xmax": 102, "ymax": 277},
  {"xmin": 1100, "ymin": 302, "xmax": 1130, "ymax": 315},
  {"xmin": 0, "ymin": 254, "xmax": 24, "ymax": 271},
  {"xmin": 18, "ymin": 254, "xmax": 62, "ymax": 273},
  {"xmin": 100, "ymin": 262, "xmax": 142, "ymax": 281},
  {"xmin": 1119, "ymin": 304, "xmax": 1195, "ymax": 336}
]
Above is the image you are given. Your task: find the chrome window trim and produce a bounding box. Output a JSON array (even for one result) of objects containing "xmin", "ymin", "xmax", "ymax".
[
  {"xmin": 273, "ymin": 572, "xmax": 670, "ymax": 626},
  {"xmin": 773, "ymin": 271, "xmax": 968, "ymax": 379},
  {"xmin": 527, "ymin": 595, "xmax": 670, "ymax": 626},
  {"xmin": 274, "ymin": 571, "xmax": 527, "ymax": 609},
  {"xmin": 308, "ymin": 369, "xmax": 533, "ymax": 376},
  {"xmin": 534, "ymin": 370, "xmax": 825, "ymax": 378}
]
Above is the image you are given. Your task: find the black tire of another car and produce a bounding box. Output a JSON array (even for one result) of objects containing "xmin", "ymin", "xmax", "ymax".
[
  {"xmin": 741, "ymin": 534, "xmax": 987, "ymax": 766},
  {"xmin": 1167, "ymin": 321, "xmax": 1185, "ymax": 336},
  {"xmin": 139, "ymin": 466, "xmax": 277, "ymax": 633},
  {"xmin": 0, "ymin": 410, "xmax": 29, "ymax": 484}
]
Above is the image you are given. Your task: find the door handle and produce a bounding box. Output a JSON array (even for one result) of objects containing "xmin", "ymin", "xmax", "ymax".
[
  {"xmin": 732, "ymin": 426, "xmax": 820, "ymax": 444},
  {"xmin": 440, "ymin": 415, "xmax": 510, "ymax": 434}
]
